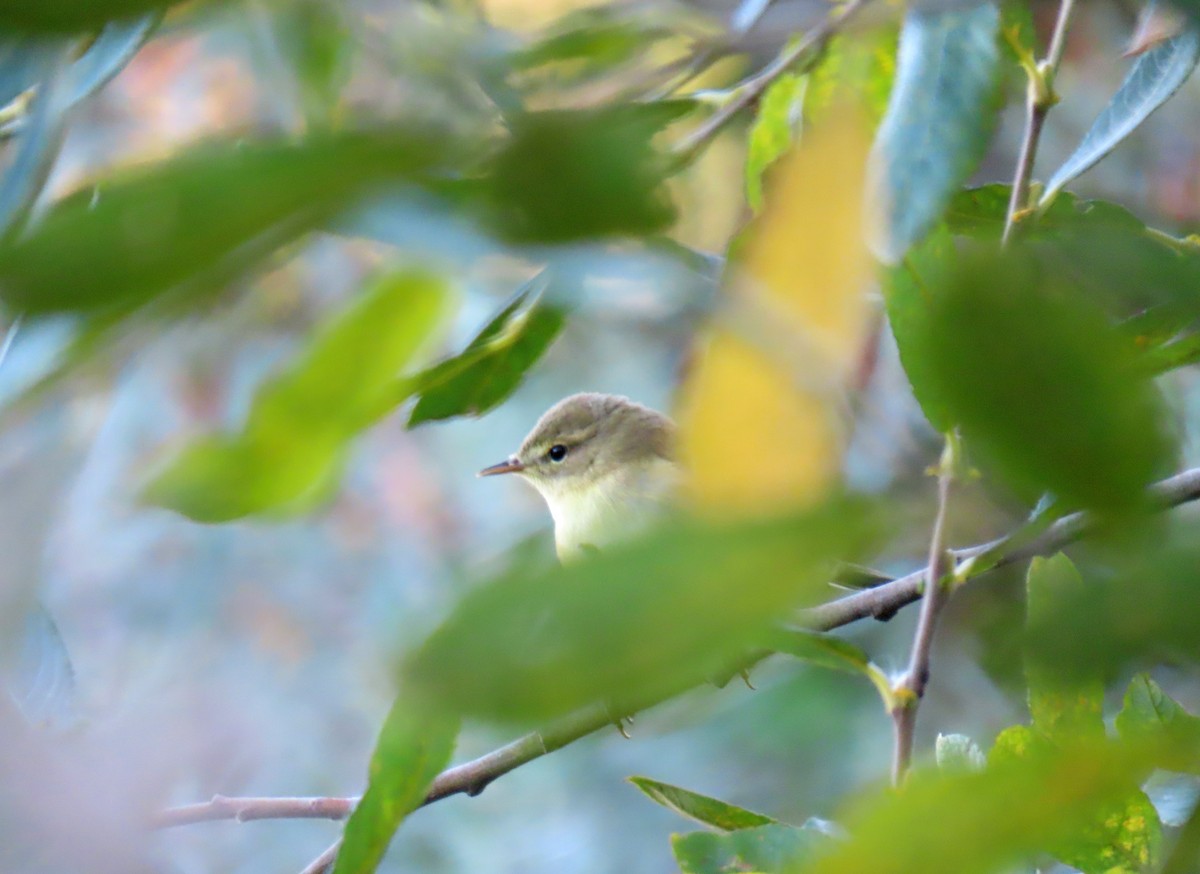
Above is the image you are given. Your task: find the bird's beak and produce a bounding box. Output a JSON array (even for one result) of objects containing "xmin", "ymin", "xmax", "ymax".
[{"xmin": 478, "ymin": 456, "xmax": 525, "ymax": 477}]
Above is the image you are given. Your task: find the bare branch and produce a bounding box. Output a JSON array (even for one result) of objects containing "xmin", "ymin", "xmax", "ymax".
[
  {"xmin": 156, "ymin": 466, "xmax": 1200, "ymax": 833},
  {"xmin": 1003, "ymin": 0, "xmax": 1077, "ymax": 244},
  {"xmin": 671, "ymin": 0, "xmax": 872, "ymax": 158},
  {"xmin": 298, "ymin": 839, "xmax": 341, "ymax": 874}
]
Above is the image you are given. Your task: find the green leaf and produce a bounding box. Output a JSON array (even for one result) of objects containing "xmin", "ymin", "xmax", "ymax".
[
  {"xmin": 509, "ymin": 9, "xmax": 666, "ymax": 76},
  {"xmin": 403, "ymin": 498, "xmax": 876, "ymax": 723},
  {"xmin": 408, "ymin": 273, "xmax": 566, "ymax": 426},
  {"xmin": 872, "ymin": 3, "xmax": 1002, "ymax": 261},
  {"xmin": 332, "ymin": 702, "xmax": 459, "ymax": 874},
  {"xmin": 745, "ymin": 74, "xmax": 805, "ymax": 214},
  {"xmin": 1041, "ymin": 25, "xmax": 1200, "ymax": 205},
  {"xmin": 672, "ymin": 823, "xmax": 827, "ymax": 874},
  {"xmin": 272, "ymin": 0, "xmax": 353, "ymax": 124},
  {"xmin": 0, "ymin": 0, "xmax": 203, "ymax": 33},
  {"xmin": 919, "ymin": 244, "xmax": 1175, "ymax": 513},
  {"xmin": 485, "ymin": 103, "xmax": 684, "ymax": 243},
  {"xmin": 145, "ymin": 269, "xmax": 452, "ymax": 521},
  {"xmin": 628, "ymin": 776, "xmax": 776, "ymax": 831},
  {"xmin": 882, "ymin": 224, "xmax": 956, "ymax": 432},
  {"xmin": 805, "ymin": 26, "xmax": 897, "ymax": 125},
  {"xmin": 798, "ymin": 739, "xmax": 1175, "ymax": 874},
  {"xmin": 766, "ymin": 629, "xmax": 893, "ymax": 707},
  {"xmin": 1117, "ymin": 675, "xmax": 1200, "ymax": 772},
  {"xmin": 1026, "ymin": 555, "xmax": 1105, "ymax": 741},
  {"xmin": 0, "ymin": 129, "xmax": 451, "ymax": 315},
  {"xmin": 936, "ymin": 734, "xmax": 985, "ymax": 774}
]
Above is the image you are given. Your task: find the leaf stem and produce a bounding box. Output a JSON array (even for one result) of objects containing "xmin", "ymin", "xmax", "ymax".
[
  {"xmin": 891, "ymin": 432, "xmax": 958, "ymax": 784},
  {"xmin": 670, "ymin": 0, "xmax": 872, "ymax": 159},
  {"xmin": 1002, "ymin": 0, "xmax": 1076, "ymax": 244}
]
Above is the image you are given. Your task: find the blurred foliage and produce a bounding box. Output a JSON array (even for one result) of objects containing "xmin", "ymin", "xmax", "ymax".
[{"xmin": 4, "ymin": 1, "xmax": 1200, "ymax": 874}]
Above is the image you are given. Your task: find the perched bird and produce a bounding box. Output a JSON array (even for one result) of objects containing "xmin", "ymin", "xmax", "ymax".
[{"xmin": 478, "ymin": 393, "xmax": 678, "ymax": 561}]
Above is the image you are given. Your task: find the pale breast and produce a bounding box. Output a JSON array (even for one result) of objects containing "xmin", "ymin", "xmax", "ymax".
[{"xmin": 541, "ymin": 458, "xmax": 679, "ymax": 562}]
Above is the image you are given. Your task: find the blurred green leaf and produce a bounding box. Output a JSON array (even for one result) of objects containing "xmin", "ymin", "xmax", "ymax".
[
  {"xmin": 485, "ymin": 103, "xmax": 685, "ymax": 243},
  {"xmin": 1041, "ymin": 25, "xmax": 1200, "ymax": 205},
  {"xmin": 333, "ymin": 701, "xmax": 459, "ymax": 874},
  {"xmin": 919, "ymin": 244, "xmax": 1175, "ymax": 513},
  {"xmin": 767, "ymin": 629, "xmax": 893, "ymax": 708},
  {"xmin": 882, "ymin": 224, "xmax": 956, "ymax": 432},
  {"xmin": 805, "ymin": 26, "xmax": 897, "ymax": 124},
  {"xmin": 872, "ymin": 3, "xmax": 1002, "ymax": 261},
  {"xmin": 745, "ymin": 74, "xmax": 804, "ymax": 214},
  {"xmin": 509, "ymin": 8, "xmax": 668, "ymax": 78},
  {"xmin": 800, "ymin": 739, "xmax": 1177, "ymax": 874},
  {"xmin": 0, "ymin": 129, "xmax": 452, "ymax": 315},
  {"xmin": 144, "ymin": 270, "xmax": 452, "ymax": 521},
  {"xmin": 629, "ymin": 776, "xmax": 776, "ymax": 831},
  {"xmin": 408, "ymin": 273, "xmax": 565, "ymax": 426},
  {"xmin": 272, "ymin": 0, "xmax": 352, "ymax": 125},
  {"xmin": 936, "ymin": 734, "xmax": 985, "ymax": 773},
  {"xmin": 673, "ymin": 823, "xmax": 827, "ymax": 874},
  {"xmin": 0, "ymin": 0, "xmax": 201, "ymax": 33},
  {"xmin": 1026, "ymin": 555, "xmax": 1105, "ymax": 741},
  {"xmin": 404, "ymin": 498, "xmax": 876, "ymax": 723},
  {"xmin": 998, "ymin": 1, "xmax": 1036, "ymax": 65},
  {"xmin": 1117, "ymin": 675, "xmax": 1200, "ymax": 773}
]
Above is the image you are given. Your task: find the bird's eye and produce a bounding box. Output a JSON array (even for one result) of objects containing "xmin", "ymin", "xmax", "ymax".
[{"xmin": 547, "ymin": 444, "xmax": 568, "ymax": 462}]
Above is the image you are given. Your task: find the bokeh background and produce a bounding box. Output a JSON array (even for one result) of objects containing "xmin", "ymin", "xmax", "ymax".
[{"xmin": 3, "ymin": 1, "xmax": 1200, "ymax": 872}]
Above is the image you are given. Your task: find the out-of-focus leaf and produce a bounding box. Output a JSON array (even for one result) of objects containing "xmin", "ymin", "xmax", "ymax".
[
  {"xmin": 1129, "ymin": 2, "xmax": 1188, "ymax": 56},
  {"xmin": 946, "ymin": 185, "xmax": 1145, "ymax": 240},
  {"xmin": 871, "ymin": 3, "xmax": 1002, "ymax": 262},
  {"xmin": 404, "ymin": 498, "xmax": 876, "ymax": 723},
  {"xmin": 0, "ymin": 129, "xmax": 453, "ymax": 315},
  {"xmin": 805, "ymin": 26, "xmax": 897, "ymax": 124},
  {"xmin": 998, "ymin": 1, "xmax": 1036, "ymax": 64},
  {"xmin": 1041, "ymin": 25, "xmax": 1200, "ymax": 205},
  {"xmin": 936, "ymin": 734, "xmax": 985, "ymax": 773},
  {"xmin": 769, "ymin": 629, "xmax": 893, "ymax": 707},
  {"xmin": 673, "ymin": 823, "xmax": 827, "ymax": 874},
  {"xmin": 408, "ymin": 273, "xmax": 565, "ymax": 426},
  {"xmin": 66, "ymin": 14, "xmax": 159, "ymax": 106},
  {"xmin": 272, "ymin": 0, "xmax": 352, "ymax": 124},
  {"xmin": 0, "ymin": 51, "xmax": 70, "ymax": 237},
  {"xmin": 678, "ymin": 110, "xmax": 874, "ymax": 514},
  {"xmin": 882, "ymin": 224, "xmax": 955, "ymax": 432},
  {"xmin": 1116, "ymin": 675, "xmax": 1200, "ymax": 772},
  {"xmin": 919, "ymin": 245, "xmax": 1175, "ymax": 513},
  {"xmin": 485, "ymin": 103, "xmax": 685, "ymax": 243},
  {"xmin": 0, "ymin": 41, "xmax": 49, "ymax": 110},
  {"xmin": 145, "ymin": 270, "xmax": 452, "ymax": 522},
  {"xmin": 0, "ymin": 0, "xmax": 202, "ymax": 33},
  {"xmin": 1025, "ymin": 555, "xmax": 1105, "ymax": 741},
  {"xmin": 5, "ymin": 603, "xmax": 78, "ymax": 730},
  {"xmin": 799, "ymin": 739, "xmax": 1178, "ymax": 874},
  {"xmin": 332, "ymin": 701, "xmax": 458, "ymax": 874},
  {"xmin": 509, "ymin": 8, "xmax": 667, "ymax": 76},
  {"xmin": 745, "ymin": 73, "xmax": 805, "ymax": 214},
  {"xmin": 628, "ymin": 776, "xmax": 776, "ymax": 831}
]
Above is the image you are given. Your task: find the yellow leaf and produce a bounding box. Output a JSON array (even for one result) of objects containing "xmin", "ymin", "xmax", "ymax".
[{"xmin": 677, "ymin": 106, "xmax": 875, "ymax": 514}]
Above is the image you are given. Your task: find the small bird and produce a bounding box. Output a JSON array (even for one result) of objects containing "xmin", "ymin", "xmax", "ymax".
[{"xmin": 478, "ymin": 393, "xmax": 678, "ymax": 562}]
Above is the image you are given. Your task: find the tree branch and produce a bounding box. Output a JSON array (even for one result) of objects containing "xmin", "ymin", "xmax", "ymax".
[
  {"xmin": 670, "ymin": 0, "xmax": 872, "ymax": 158},
  {"xmin": 1002, "ymin": 0, "xmax": 1077, "ymax": 244},
  {"xmin": 155, "ymin": 465, "xmax": 1200, "ymax": 833},
  {"xmin": 890, "ymin": 433, "xmax": 958, "ymax": 784}
]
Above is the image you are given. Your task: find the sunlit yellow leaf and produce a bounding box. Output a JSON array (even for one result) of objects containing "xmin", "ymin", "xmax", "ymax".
[{"xmin": 677, "ymin": 106, "xmax": 875, "ymax": 513}]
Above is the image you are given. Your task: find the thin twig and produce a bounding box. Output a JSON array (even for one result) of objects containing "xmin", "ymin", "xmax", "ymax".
[
  {"xmin": 1002, "ymin": 0, "xmax": 1077, "ymax": 244},
  {"xmin": 671, "ymin": 0, "xmax": 871, "ymax": 157},
  {"xmin": 156, "ymin": 465, "xmax": 1200, "ymax": 833},
  {"xmin": 298, "ymin": 839, "xmax": 341, "ymax": 874},
  {"xmin": 890, "ymin": 434, "xmax": 957, "ymax": 784}
]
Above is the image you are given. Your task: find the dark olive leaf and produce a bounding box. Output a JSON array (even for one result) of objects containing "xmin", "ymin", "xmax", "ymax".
[
  {"xmin": 0, "ymin": 129, "xmax": 453, "ymax": 316},
  {"xmin": 404, "ymin": 498, "xmax": 877, "ymax": 724},
  {"xmin": 672, "ymin": 823, "xmax": 828, "ymax": 874},
  {"xmin": 628, "ymin": 776, "xmax": 776, "ymax": 831},
  {"xmin": 408, "ymin": 273, "xmax": 565, "ymax": 426},
  {"xmin": 871, "ymin": 2, "xmax": 1002, "ymax": 261},
  {"xmin": 144, "ymin": 270, "xmax": 452, "ymax": 522},
  {"xmin": 1041, "ymin": 24, "xmax": 1200, "ymax": 205},
  {"xmin": 920, "ymin": 244, "xmax": 1175, "ymax": 513},
  {"xmin": 0, "ymin": 0, "xmax": 202, "ymax": 33},
  {"xmin": 332, "ymin": 701, "xmax": 459, "ymax": 874},
  {"xmin": 485, "ymin": 103, "xmax": 686, "ymax": 243},
  {"xmin": 1025, "ymin": 555, "xmax": 1105, "ymax": 742}
]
